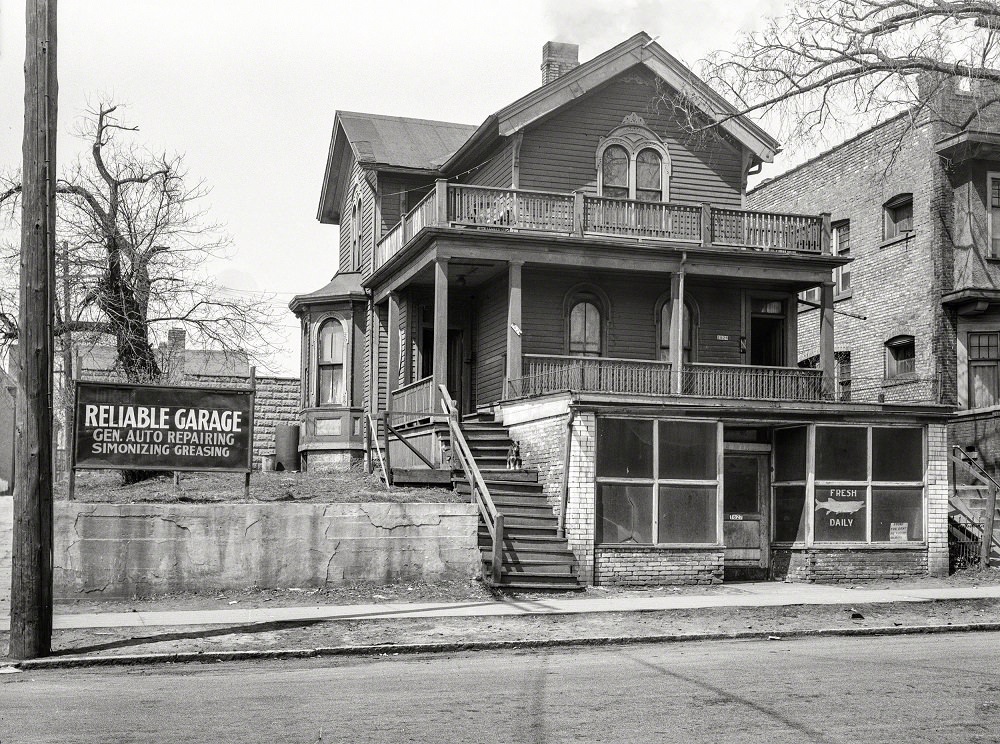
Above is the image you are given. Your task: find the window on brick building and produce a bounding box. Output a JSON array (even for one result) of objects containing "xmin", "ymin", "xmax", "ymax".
[
  {"xmin": 988, "ymin": 173, "xmax": 1000, "ymax": 257},
  {"xmin": 833, "ymin": 221, "xmax": 851, "ymax": 296},
  {"xmin": 597, "ymin": 417, "xmax": 720, "ymax": 546},
  {"xmin": 798, "ymin": 352, "xmax": 852, "ymax": 402},
  {"xmin": 883, "ymin": 194, "xmax": 913, "ymax": 241},
  {"xmin": 885, "ymin": 335, "xmax": 915, "ymax": 379},
  {"xmin": 968, "ymin": 331, "xmax": 1000, "ymax": 408}
]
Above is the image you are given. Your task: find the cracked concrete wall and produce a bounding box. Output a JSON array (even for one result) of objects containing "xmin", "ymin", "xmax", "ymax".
[
  {"xmin": 0, "ymin": 497, "xmax": 10, "ymax": 608},
  {"xmin": 42, "ymin": 502, "xmax": 477, "ymax": 598}
]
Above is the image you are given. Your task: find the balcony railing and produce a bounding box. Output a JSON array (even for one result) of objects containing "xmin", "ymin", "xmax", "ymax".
[
  {"xmin": 373, "ymin": 182, "xmax": 830, "ymax": 271},
  {"xmin": 681, "ymin": 363, "xmax": 823, "ymax": 402},
  {"xmin": 509, "ymin": 354, "xmax": 673, "ymax": 398}
]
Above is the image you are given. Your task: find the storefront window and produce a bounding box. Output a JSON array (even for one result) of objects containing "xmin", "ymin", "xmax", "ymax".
[
  {"xmin": 772, "ymin": 427, "xmax": 808, "ymax": 543},
  {"xmin": 815, "ymin": 426, "xmax": 867, "ymax": 481},
  {"xmin": 774, "ymin": 486, "xmax": 807, "ymax": 542},
  {"xmin": 872, "ymin": 488, "xmax": 924, "ymax": 542},
  {"xmin": 596, "ymin": 417, "xmax": 720, "ymax": 546}
]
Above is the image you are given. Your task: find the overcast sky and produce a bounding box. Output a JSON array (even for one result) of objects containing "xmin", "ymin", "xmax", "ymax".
[{"xmin": 0, "ymin": 0, "xmax": 788, "ymax": 376}]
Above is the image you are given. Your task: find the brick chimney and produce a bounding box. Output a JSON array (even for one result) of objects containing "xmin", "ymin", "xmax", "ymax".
[{"xmin": 541, "ymin": 41, "xmax": 579, "ymax": 85}]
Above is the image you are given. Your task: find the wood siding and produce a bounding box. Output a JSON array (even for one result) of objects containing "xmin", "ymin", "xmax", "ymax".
[
  {"xmin": 461, "ymin": 139, "xmax": 514, "ymax": 189},
  {"xmin": 475, "ymin": 273, "xmax": 509, "ymax": 405},
  {"xmin": 519, "ymin": 268, "xmax": 743, "ymax": 365},
  {"xmin": 517, "ymin": 68, "xmax": 744, "ymax": 208}
]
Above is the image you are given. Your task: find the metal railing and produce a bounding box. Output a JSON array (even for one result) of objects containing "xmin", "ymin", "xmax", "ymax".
[
  {"xmin": 509, "ymin": 354, "xmax": 673, "ymax": 398},
  {"xmin": 388, "ymin": 375, "xmax": 435, "ymax": 426},
  {"xmin": 584, "ymin": 196, "xmax": 702, "ymax": 241},
  {"xmin": 440, "ymin": 384, "xmax": 504, "ymax": 585},
  {"xmin": 682, "ymin": 363, "xmax": 824, "ymax": 401}
]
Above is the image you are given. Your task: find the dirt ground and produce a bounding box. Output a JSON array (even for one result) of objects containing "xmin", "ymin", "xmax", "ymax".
[
  {"xmin": 0, "ymin": 569, "xmax": 994, "ymax": 661},
  {"xmin": 58, "ymin": 468, "xmax": 458, "ymax": 504}
]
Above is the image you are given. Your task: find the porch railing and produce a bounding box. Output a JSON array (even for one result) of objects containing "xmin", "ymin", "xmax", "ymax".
[
  {"xmin": 448, "ymin": 184, "xmax": 575, "ymax": 233},
  {"xmin": 372, "ymin": 182, "xmax": 831, "ymax": 271},
  {"xmin": 682, "ymin": 363, "xmax": 824, "ymax": 401},
  {"xmin": 509, "ymin": 354, "xmax": 673, "ymax": 398},
  {"xmin": 712, "ymin": 208, "xmax": 824, "ymax": 253},
  {"xmin": 584, "ymin": 196, "xmax": 702, "ymax": 242},
  {"xmin": 388, "ymin": 375, "xmax": 435, "ymax": 426}
]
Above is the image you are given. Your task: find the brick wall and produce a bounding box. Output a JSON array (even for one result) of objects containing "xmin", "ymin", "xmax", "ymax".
[
  {"xmin": 749, "ymin": 115, "xmax": 951, "ymax": 403},
  {"xmin": 771, "ymin": 549, "xmax": 927, "ymax": 582},
  {"xmin": 507, "ymin": 413, "xmax": 568, "ymax": 514},
  {"xmin": 595, "ymin": 547, "xmax": 724, "ymax": 586},
  {"xmin": 565, "ymin": 412, "xmax": 597, "ymax": 584},
  {"xmin": 927, "ymin": 421, "xmax": 950, "ymax": 577}
]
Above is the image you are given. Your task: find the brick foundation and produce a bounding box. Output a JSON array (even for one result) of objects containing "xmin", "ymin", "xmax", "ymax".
[
  {"xmin": 771, "ymin": 548, "xmax": 927, "ymax": 582},
  {"xmin": 595, "ymin": 547, "xmax": 724, "ymax": 585}
]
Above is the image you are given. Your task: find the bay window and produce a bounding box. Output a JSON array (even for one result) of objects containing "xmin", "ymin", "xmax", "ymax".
[{"xmin": 317, "ymin": 318, "xmax": 347, "ymax": 406}]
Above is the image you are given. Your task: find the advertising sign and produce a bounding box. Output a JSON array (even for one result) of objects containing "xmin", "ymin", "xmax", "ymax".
[
  {"xmin": 74, "ymin": 381, "xmax": 253, "ymax": 472},
  {"xmin": 813, "ymin": 487, "xmax": 867, "ymax": 541}
]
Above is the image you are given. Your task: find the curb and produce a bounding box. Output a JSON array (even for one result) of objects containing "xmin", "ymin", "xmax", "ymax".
[{"xmin": 7, "ymin": 621, "xmax": 1000, "ymax": 670}]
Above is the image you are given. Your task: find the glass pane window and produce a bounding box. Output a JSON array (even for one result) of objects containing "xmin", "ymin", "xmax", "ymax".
[
  {"xmin": 598, "ymin": 484, "xmax": 653, "ymax": 544},
  {"xmin": 569, "ymin": 301, "xmax": 601, "ymax": 356},
  {"xmin": 991, "ymin": 176, "xmax": 1000, "ymax": 257},
  {"xmin": 724, "ymin": 456, "xmax": 759, "ymax": 514},
  {"xmin": 814, "ymin": 486, "xmax": 867, "ymax": 542},
  {"xmin": 774, "ymin": 426, "xmax": 807, "ymax": 482},
  {"xmin": 774, "ymin": 486, "xmax": 806, "ymax": 542},
  {"xmin": 319, "ymin": 321, "xmax": 345, "ymax": 363},
  {"xmin": 834, "ymin": 221, "xmax": 850, "ymax": 295},
  {"xmin": 657, "ymin": 486, "xmax": 717, "ymax": 543},
  {"xmin": 596, "ymin": 419, "xmax": 654, "ymax": 478},
  {"xmin": 971, "ymin": 363, "xmax": 1000, "ymax": 409},
  {"xmin": 872, "ymin": 488, "xmax": 924, "ymax": 542},
  {"xmin": 659, "ymin": 301, "xmax": 692, "ymax": 362},
  {"xmin": 636, "ymin": 149, "xmax": 662, "ymax": 202},
  {"xmin": 872, "ymin": 427, "xmax": 923, "ymax": 481},
  {"xmin": 885, "ymin": 336, "xmax": 915, "ymax": 379},
  {"xmin": 884, "ymin": 196, "xmax": 913, "ymax": 239},
  {"xmin": 602, "ymin": 145, "xmax": 629, "ymax": 200},
  {"xmin": 317, "ymin": 319, "xmax": 346, "ymax": 406},
  {"xmin": 815, "ymin": 426, "xmax": 867, "ymax": 481},
  {"xmin": 318, "ymin": 365, "xmax": 345, "ymax": 406},
  {"xmin": 658, "ymin": 420, "xmax": 717, "ymax": 480}
]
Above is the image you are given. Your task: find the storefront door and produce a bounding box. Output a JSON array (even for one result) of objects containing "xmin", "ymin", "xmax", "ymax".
[{"xmin": 723, "ymin": 452, "xmax": 769, "ymax": 575}]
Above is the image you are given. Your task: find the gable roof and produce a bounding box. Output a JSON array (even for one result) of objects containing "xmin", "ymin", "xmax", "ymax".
[
  {"xmin": 318, "ymin": 112, "xmax": 476, "ymax": 223},
  {"xmin": 443, "ymin": 32, "xmax": 781, "ymax": 174}
]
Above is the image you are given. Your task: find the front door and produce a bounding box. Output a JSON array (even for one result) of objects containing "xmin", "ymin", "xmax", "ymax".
[{"xmin": 723, "ymin": 453, "xmax": 769, "ymax": 578}]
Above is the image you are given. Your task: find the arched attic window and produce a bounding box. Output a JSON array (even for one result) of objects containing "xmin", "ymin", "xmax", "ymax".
[{"xmin": 596, "ymin": 113, "xmax": 671, "ymax": 202}]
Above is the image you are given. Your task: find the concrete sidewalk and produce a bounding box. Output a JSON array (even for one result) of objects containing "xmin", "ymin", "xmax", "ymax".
[{"xmin": 5, "ymin": 582, "xmax": 1000, "ymax": 631}]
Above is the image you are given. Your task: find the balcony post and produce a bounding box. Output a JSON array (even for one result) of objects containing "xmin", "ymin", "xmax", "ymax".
[
  {"xmin": 573, "ymin": 191, "xmax": 586, "ymax": 237},
  {"xmin": 700, "ymin": 203, "xmax": 713, "ymax": 247},
  {"xmin": 670, "ymin": 271, "xmax": 685, "ymax": 395},
  {"xmin": 505, "ymin": 261, "xmax": 523, "ymax": 395},
  {"xmin": 434, "ymin": 179, "xmax": 449, "ymax": 226},
  {"xmin": 433, "ymin": 258, "xmax": 449, "ymax": 409},
  {"xmin": 387, "ymin": 291, "xmax": 400, "ymax": 407},
  {"xmin": 819, "ymin": 281, "xmax": 836, "ymax": 399},
  {"xmin": 820, "ymin": 212, "xmax": 832, "ymax": 254}
]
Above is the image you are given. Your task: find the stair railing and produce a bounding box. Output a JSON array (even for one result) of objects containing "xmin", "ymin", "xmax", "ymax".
[
  {"xmin": 439, "ymin": 384, "xmax": 504, "ymax": 584},
  {"xmin": 949, "ymin": 445, "xmax": 998, "ymax": 566}
]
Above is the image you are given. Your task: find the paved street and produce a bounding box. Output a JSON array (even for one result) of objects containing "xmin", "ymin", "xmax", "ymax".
[{"xmin": 2, "ymin": 633, "xmax": 998, "ymax": 743}]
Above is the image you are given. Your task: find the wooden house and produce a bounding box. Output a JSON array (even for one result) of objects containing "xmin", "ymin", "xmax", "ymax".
[{"xmin": 292, "ymin": 34, "xmax": 952, "ymax": 588}]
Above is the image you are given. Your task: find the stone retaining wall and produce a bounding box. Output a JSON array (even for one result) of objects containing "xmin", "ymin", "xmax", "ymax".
[{"xmin": 1, "ymin": 500, "xmax": 477, "ymax": 599}]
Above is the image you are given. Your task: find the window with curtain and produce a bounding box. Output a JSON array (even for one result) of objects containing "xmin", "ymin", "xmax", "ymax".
[
  {"xmin": 317, "ymin": 319, "xmax": 346, "ymax": 406},
  {"xmin": 969, "ymin": 331, "xmax": 1000, "ymax": 409},
  {"xmin": 569, "ymin": 300, "xmax": 602, "ymax": 356},
  {"xmin": 635, "ymin": 149, "xmax": 662, "ymax": 202},
  {"xmin": 601, "ymin": 145, "xmax": 630, "ymax": 200}
]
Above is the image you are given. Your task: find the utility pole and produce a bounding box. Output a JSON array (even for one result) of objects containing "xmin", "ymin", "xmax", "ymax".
[{"xmin": 11, "ymin": 0, "xmax": 58, "ymax": 660}]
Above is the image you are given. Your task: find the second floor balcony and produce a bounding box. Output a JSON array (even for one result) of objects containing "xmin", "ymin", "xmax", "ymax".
[{"xmin": 374, "ymin": 181, "xmax": 832, "ymax": 272}]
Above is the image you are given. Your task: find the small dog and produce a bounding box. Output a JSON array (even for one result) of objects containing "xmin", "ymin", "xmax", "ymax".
[{"xmin": 506, "ymin": 440, "xmax": 522, "ymax": 470}]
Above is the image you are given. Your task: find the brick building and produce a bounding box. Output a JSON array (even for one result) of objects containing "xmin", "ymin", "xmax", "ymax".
[
  {"xmin": 748, "ymin": 73, "xmax": 1000, "ymax": 481},
  {"xmin": 297, "ymin": 34, "xmax": 953, "ymax": 587}
]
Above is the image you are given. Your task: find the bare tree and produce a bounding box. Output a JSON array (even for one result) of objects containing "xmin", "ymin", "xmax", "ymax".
[
  {"xmin": 0, "ymin": 102, "xmax": 279, "ymax": 379},
  {"xmin": 690, "ymin": 0, "xmax": 1000, "ymax": 154}
]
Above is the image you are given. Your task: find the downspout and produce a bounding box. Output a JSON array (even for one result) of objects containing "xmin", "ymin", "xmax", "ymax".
[{"xmin": 558, "ymin": 403, "xmax": 577, "ymax": 538}]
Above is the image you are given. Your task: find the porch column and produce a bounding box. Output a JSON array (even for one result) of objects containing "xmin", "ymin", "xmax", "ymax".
[
  {"xmin": 433, "ymin": 258, "xmax": 449, "ymax": 408},
  {"xmin": 387, "ymin": 291, "xmax": 400, "ymax": 407},
  {"xmin": 505, "ymin": 261, "xmax": 523, "ymax": 397},
  {"xmin": 819, "ymin": 281, "xmax": 835, "ymax": 399},
  {"xmin": 669, "ymin": 271, "xmax": 685, "ymax": 395}
]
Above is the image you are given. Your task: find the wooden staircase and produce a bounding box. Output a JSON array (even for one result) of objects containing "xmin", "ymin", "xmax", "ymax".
[{"xmin": 449, "ymin": 411, "xmax": 582, "ymax": 591}]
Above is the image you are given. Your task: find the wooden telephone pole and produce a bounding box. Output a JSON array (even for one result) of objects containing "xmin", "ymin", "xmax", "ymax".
[{"xmin": 10, "ymin": 0, "xmax": 58, "ymax": 659}]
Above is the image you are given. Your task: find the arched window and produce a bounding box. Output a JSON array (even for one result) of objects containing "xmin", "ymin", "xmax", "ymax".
[
  {"xmin": 659, "ymin": 300, "xmax": 695, "ymax": 362},
  {"xmin": 351, "ymin": 195, "xmax": 363, "ymax": 271},
  {"xmin": 318, "ymin": 319, "xmax": 346, "ymax": 405},
  {"xmin": 635, "ymin": 148, "xmax": 662, "ymax": 202},
  {"xmin": 595, "ymin": 114, "xmax": 671, "ymax": 202},
  {"xmin": 569, "ymin": 301, "xmax": 602, "ymax": 357},
  {"xmin": 601, "ymin": 145, "xmax": 630, "ymax": 200}
]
